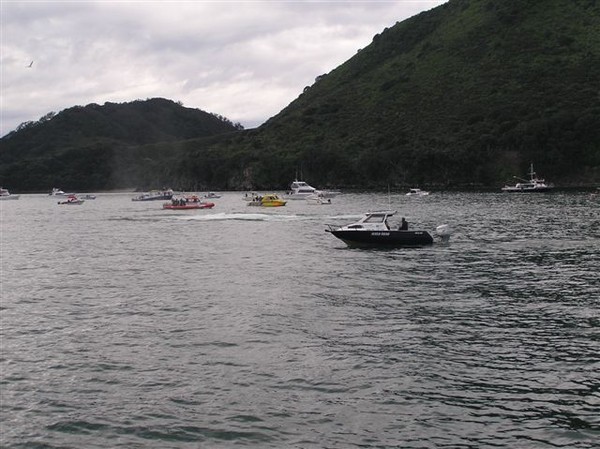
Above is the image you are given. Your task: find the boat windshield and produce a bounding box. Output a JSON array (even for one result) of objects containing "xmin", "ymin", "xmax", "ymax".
[{"xmin": 363, "ymin": 214, "xmax": 387, "ymax": 224}]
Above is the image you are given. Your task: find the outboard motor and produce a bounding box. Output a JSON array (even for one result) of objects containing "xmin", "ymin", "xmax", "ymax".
[{"xmin": 435, "ymin": 224, "xmax": 452, "ymax": 242}]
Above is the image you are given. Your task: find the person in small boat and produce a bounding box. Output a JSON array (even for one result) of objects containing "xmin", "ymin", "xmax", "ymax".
[{"xmin": 400, "ymin": 217, "xmax": 408, "ymax": 230}]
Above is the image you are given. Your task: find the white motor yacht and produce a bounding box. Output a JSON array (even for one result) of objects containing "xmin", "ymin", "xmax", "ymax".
[
  {"xmin": 284, "ymin": 180, "xmax": 340, "ymax": 200},
  {"xmin": 49, "ymin": 188, "xmax": 66, "ymax": 196},
  {"xmin": 502, "ymin": 164, "xmax": 553, "ymax": 192}
]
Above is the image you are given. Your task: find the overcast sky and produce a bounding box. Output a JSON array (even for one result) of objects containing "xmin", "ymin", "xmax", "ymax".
[{"xmin": 1, "ymin": 0, "xmax": 446, "ymax": 136}]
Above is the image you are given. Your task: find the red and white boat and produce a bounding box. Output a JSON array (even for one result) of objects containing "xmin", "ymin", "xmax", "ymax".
[
  {"xmin": 58, "ymin": 194, "xmax": 84, "ymax": 205},
  {"xmin": 162, "ymin": 195, "xmax": 214, "ymax": 210}
]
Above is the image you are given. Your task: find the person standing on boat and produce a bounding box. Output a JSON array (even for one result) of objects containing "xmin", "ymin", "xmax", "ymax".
[{"xmin": 400, "ymin": 217, "xmax": 408, "ymax": 230}]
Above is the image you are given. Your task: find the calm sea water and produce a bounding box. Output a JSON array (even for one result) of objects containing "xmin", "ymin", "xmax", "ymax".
[{"xmin": 1, "ymin": 191, "xmax": 599, "ymax": 448}]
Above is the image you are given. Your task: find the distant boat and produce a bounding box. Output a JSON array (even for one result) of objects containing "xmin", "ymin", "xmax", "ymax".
[
  {"xmin": 283, "ymin": 180, "xmax": 340, "ymax": 200},
  {"xmin": 242, "ymin": 192, "xmax": 259, "ymax": 202},
  {"xmin": 49, "ymin": 188, "xmax": 66, "ymax": 196},
  {"xmin": 132, "ymin": 189, "xmax": 174, "ymax": 201},
  {"xmin": 247, "ymin": 193, "xmax": 287, "ymax": 207},
  {"xmin": 58, "ymin": 194, "xmax": 84, "ymax": 205},
  {"xmin": 406, "ymin": 188, "xmax": 430, "ymax": 196},
  {"xmin": 163, "ymin": 195, "xmax": 214, "ymax": 210},
  {"xmin": 502, "ymin": 164, "xmax": 553, "ymax": 192},
  {"xmin": 305, "ymin": 192, "xmax": 332, "ymax": 205},
  {"xmin": 203, "ymin": 192, "xmax": 222, "ymax": 199},
  {"xmin": 0, "ymin": 187, "xmax": 20, "ymax": 200}
]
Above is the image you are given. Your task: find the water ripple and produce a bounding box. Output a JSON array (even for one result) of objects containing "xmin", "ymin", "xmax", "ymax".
[{"xmin": 1, "ymin": 192, "xmax": 599, "ymax": 448}]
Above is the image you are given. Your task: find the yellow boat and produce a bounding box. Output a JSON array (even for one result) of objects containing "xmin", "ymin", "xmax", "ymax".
[{"xmin": 247, "ymin": 193, "xmax": 287, "ymax": 207}]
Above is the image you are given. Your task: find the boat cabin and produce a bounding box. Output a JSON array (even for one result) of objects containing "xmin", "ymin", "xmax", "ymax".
[
  {"xmin": 342, "ymin": 210, "xmax": 396, "ymax": 231},
  {"xmin": 290, "ymin": 181, "xmax": 317, "ymax": 195}
]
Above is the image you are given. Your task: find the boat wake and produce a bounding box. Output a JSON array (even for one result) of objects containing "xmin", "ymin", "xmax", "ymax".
[
  {"xmin": 328, "ymin": 214, "xmax": 364, "ymax": 221},
  {"xmin": 177, "ymin": 212, "xmax": 364, "ymax": 223},
  {"xmin": 177, "ymin": 212, "xmax": 302, "ymax": 222}
]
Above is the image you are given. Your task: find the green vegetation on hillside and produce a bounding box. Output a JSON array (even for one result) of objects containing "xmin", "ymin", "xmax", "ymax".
[
  {"xmin": 0, "ymin": 98, "xmax": 241, "ymax": 191},
  {"xmin": 253, "ymin": 0, "xmax": 600, "ymax": 188}
]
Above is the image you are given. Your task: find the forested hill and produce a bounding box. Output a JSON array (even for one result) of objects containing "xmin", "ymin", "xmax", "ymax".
[
  {"xmin": 2, "ymin": 98, "xmax": 240, "ymax": 157},
  {"xmin": 0, "ymin": 98, "xmax": 242, "ymax": 191},
  {"xmin": 2, "ymin": 0, "xmax": 599, "ymax": 192},
  {"xmin": 249, "ymin": 0, "xmax": 600, "ymax": 188}
]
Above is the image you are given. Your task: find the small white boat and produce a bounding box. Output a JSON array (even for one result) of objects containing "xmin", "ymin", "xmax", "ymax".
[
  {"xmin": 49, "ymin": 188, "xmax": 66, "ymax": 196},
  {"xmin": 305, "ymin": 193, "xmax": 332, "ymax": 205},
  {"xmin": 283, "ymin": 180, "xmax": 340, "ymax": 200},
  {"xmin": 0, "ymin": 187, "xmax": 20, "ymax": 200},
  {"xmin": 406, "ymin": 188, "xmax": 430, "ymax": 196},
  {"xmin": 132, "ymin": 189, "xmax": 174, "ymax": 201},
  {"xmin": 203, "ymin": 192, "xmax": 222, "ymax": 199},
  {"xmin": 502, "ymin": 164, "xmax": 553, "ymax": 192}
]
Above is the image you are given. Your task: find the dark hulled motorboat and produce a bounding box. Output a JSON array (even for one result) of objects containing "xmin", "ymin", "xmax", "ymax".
[{"xmin": 325, "ymin": 210, "xmax": 450, "ymax": 248}]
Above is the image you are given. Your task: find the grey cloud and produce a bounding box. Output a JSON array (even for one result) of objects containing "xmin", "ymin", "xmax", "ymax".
[{"xmin": 1, "ymin": 1, "xmax": 446, "ymax": 136}]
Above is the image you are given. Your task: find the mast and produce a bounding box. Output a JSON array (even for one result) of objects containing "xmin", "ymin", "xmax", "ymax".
[{"xmin": 529, "ymin": 163, "xmax": 536, "ymax": 181}]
